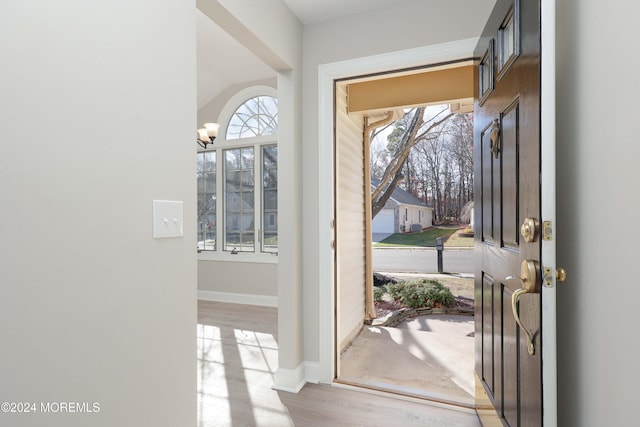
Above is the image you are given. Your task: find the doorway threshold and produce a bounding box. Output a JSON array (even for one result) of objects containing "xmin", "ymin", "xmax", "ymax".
[{"xmin": 334, "ymin": 377, "xmax": 475, "ymax": 409}]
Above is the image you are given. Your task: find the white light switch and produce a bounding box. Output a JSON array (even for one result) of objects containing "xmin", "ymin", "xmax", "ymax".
[{"xmin": 153, "ymin": 200, "xmax": 184, "ymax": 238}]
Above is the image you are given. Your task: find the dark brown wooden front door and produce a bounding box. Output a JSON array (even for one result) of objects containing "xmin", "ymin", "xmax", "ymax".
[{"xmin": 474, "ymin": 0, "xmax": 543, "ymax": 425}]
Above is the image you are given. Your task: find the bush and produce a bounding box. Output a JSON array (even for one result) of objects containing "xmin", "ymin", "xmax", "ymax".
[
  {"xmin": 386, "ymin": 279, "xmax": 454, "ymax": 308},
  {"xmin": 373, "ymin": 286, "xmax": 385, "ymax": 302},
  {"xmin": 385, "ymin": 281, "xmax": 405, "ymax": 301}
]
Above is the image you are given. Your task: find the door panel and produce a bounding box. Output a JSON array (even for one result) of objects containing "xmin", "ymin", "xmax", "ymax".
[
  {"xmin": 481, "ymin": 273, "xmax": 495, "ymax": 397},
  {"xmin": 502, "ymin": 286, "xmax": 519, "ymax": 426},
  {"xmin": 501, "ymin": 101, "xmax": 519, "ymax": 250},
  {"xmin": 481, "ymin": 125, "xmax": 494, "ymax": 242},
  {"xmin": 474, "ymin": 0, "xmax": 543, "ymax": 425}
]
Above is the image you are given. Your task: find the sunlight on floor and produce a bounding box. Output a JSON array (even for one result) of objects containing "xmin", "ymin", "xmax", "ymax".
[
  {"xmin": 196, "ymin": 300, "xmax": 481, "ymax": 426},
  {"xmin": 197, "ymin": 322, "xmax": 292, "ymax": 427}
]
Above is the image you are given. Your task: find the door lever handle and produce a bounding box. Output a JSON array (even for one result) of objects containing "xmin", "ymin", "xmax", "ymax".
[{"xmin": 506, "ymin": 260, "xmax": 541, "ymax": 356}]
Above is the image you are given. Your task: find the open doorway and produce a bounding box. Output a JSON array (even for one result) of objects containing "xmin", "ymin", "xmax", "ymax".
[{"xmin": 333, "ymin": 63, "xmax": 477, "ymax": 408}]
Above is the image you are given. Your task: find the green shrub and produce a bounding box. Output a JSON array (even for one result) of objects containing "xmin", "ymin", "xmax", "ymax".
[
  {"xmin": 373, "ymin": 286, "xmax": 385, "ymax": 302},
  {"xmin": 386, "ymin": 281, "xmax": 405, "ymax": 301},
  {"xmin": 386, "ymin": 279, "xmax": 454, "ymax": 308}
]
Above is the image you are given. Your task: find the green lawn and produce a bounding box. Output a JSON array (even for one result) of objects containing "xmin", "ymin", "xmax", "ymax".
[
  {"xmin": 444, "ymin": 229, "xmax": 475, "ymax": 247},
  {"xmin": 375, "ymin": 227, "xmax": 473, "ymax": 247}
]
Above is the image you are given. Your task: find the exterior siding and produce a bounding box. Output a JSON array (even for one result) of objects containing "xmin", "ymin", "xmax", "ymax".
[{"xmin": 335, "ymin": 83, "xmax": 366, "ymax": 353}]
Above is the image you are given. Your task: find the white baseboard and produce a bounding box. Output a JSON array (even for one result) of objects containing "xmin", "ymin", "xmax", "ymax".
[
  {"xmin": 197, "ymin": 289, "xmax": 278, "ymax": 307},
  {"xmin": 272, "ymin": 361, "xmax": 322, "ymax": 393},
  {"xmin": 303, "ymin": 361, "xmax": 321, "ymax": 384},
  {"xmin": 272, "ymin": 364, "xmax": 305, "ymax": 393}
]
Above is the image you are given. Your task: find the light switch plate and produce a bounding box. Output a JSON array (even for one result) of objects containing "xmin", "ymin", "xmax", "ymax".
[{"xmin": 153, "ymin": 200, "xmax": 184, "ymax": 238}]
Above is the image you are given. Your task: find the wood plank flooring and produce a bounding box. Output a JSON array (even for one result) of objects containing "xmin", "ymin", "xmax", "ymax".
[{"xmin": 197, "ymin": 300, "xmax": 481, "ymax": 426}]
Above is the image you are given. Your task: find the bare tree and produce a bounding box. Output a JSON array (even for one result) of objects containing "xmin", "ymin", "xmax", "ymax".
[
  {"xmin": 417, "ymin": 132, "xmax": 446, "ymax": 220},
  {"xmin": 447, "ymin": 114, "xmax": 474, "ymax": 220},
  {"xmin": 415, "ymin": 112, "xmax": 473, "ymax": 223},
  {"xmin": 370, "ymin": 106, "xmax": 473, "ymax": 224},
  {"xmin": 370, "ymin": 138, "xmax": 390, "ymax": 179},
  {"xmin": 370, "ymin": 107, "xmax": 455, "ymax": 218}
]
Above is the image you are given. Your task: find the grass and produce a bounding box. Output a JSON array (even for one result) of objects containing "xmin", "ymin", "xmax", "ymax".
[
  {"xmin": 375, "ymin": 226, "xmax": 474, "ymax": 248},
  {"xmin": 444, "ymin": 229, "xmax": 475, "ymax": 247}
]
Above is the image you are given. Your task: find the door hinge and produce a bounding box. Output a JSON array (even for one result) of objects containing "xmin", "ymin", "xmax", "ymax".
[{"xmin": 542, "ymin": 220, "xmax": 553, "ymax": 241}]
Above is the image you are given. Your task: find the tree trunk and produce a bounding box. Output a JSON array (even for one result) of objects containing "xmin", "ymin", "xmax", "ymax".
[{"xmin": 371, "ymin": 172, "xmax": 404, "ymax": 218}]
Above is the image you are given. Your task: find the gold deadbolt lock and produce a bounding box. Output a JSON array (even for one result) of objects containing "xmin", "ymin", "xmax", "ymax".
[{"xmin": 520, "ymin": 217, "xmax": 540, "ymax": 243}]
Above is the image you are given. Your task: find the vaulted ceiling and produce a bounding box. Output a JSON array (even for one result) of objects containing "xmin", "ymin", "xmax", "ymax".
[{"xmin": 196, "ymin": 0, "xmax": 413, "ymax": 108}]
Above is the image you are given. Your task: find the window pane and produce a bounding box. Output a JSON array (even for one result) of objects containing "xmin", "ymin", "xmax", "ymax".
[
  {"xmin": 226, "ymin": 96, "xmax": 278, "ymax": 140},
  {"xmin": 241, "ymin": 170, "xmax": 254, "ymax": 190},
  {"xmin": 479, "ymin": 41, "xmax": 493, "ymax": 100},
  {"xmin": 197, "ymin": 151, "xmax": 216, "ymax": 251},
  {"xmin": 262, "ymin": 145, "xmax": 278, "ymax": 253},
  {"xmin": 481, "ymin": 59, "xmax": 490, "ymax": 96},
  {"xmin": 224, "ymin": 148, "xmax": 255, "ymax": 252},
  {"xmin": 499, "ymin": 15, "xmax": 515, "ymax": 69}
]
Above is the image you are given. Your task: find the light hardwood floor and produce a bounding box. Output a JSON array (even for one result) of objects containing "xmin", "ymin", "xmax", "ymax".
[{"xmin": 197, "ymin": 300, "xmax": 481, "ymax": 427}]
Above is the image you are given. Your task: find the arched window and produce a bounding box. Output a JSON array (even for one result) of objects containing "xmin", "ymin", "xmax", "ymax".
[
  {"xmin": 197, "ymin": 86, "xmax": 278, "ymax": 259},
  {"xmin": 226, "ymin": 95, "xmax": 278, "ymax": 139}
]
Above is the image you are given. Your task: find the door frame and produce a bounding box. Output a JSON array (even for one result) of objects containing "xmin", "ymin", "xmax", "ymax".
[
  {"xmin": 318, "ymin": 2, "xmax": 556, "ymax": 419},
  {"xmin": 317, "ymin": 37, "xmax": 480, "ymax": 383},
  {"xmin": 540, "ymin": 0, "xmax": 557, "ymax": 425}
]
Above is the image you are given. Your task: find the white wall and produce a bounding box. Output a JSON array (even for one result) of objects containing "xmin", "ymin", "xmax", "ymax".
[
  {"xmin": 198, "ymin": 261, "xmax": 277, "ymax": 301},
  {"xmin": 400, "ymin": 205, "xmax": 431, "ymax": 232},
  {"xmin": 419, "ymin": 207, "xmax": 433, "ymax": 230},
  {"xmin": 0, "ymin": 1, "xmax": 196, "ymax": 426},
  {"xmin": 214, "ymin": 0, "xmax": 300, "ymax": 69},
  {"xmin": 301, "ymin": 0, "xmax": 496, "ymax": 373},
  {"xmin": 556, "ymin": 1, "xmax": 639, "ymax": 425}
]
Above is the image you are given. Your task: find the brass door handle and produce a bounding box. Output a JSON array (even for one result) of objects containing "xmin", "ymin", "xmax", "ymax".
[{"xmin": 506, "ymin": 260, "xmax": 541, "ymax": 356}]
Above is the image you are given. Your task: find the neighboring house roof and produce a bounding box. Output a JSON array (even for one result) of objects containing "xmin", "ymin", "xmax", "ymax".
[{"xmin": 371, "ymin": 177, "xmax": 429, "ymax": 207}]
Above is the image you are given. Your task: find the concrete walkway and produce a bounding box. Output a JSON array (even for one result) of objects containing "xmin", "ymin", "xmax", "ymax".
[{"xmin": 339, "ymin": 314, "xmax": 475, "ymax": 406}]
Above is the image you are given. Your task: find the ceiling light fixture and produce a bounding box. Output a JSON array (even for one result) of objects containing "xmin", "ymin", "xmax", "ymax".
[{"xmin": 197, "ymin": 122, "xmax": 220, "ymax": 149}]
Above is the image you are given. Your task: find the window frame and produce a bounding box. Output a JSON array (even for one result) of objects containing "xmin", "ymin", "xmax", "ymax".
[
  {"xmin": 223, "ymin": 146, "xmax": 256, "ymax": 253},
  {"xmin": 197, "ymin": 86, "xmax": 278, "ymax": 264},
  {"xmin": 197, "ymin": 151, "xmax": 217, "ymax": 252},
  {"xmin": 496, "ymin": 0, "xmax": 520, "ymax": 81}
]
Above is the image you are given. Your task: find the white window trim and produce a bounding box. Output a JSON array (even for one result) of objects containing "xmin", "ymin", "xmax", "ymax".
[{"xmin": 198, "ymin": 85, "xmax": 278, "ymax": 263}]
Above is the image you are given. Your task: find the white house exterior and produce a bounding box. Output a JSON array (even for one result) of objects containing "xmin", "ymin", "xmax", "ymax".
[{"xmin": 371, "ymin": 178, "xmax": 433, "ymax": 234}]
